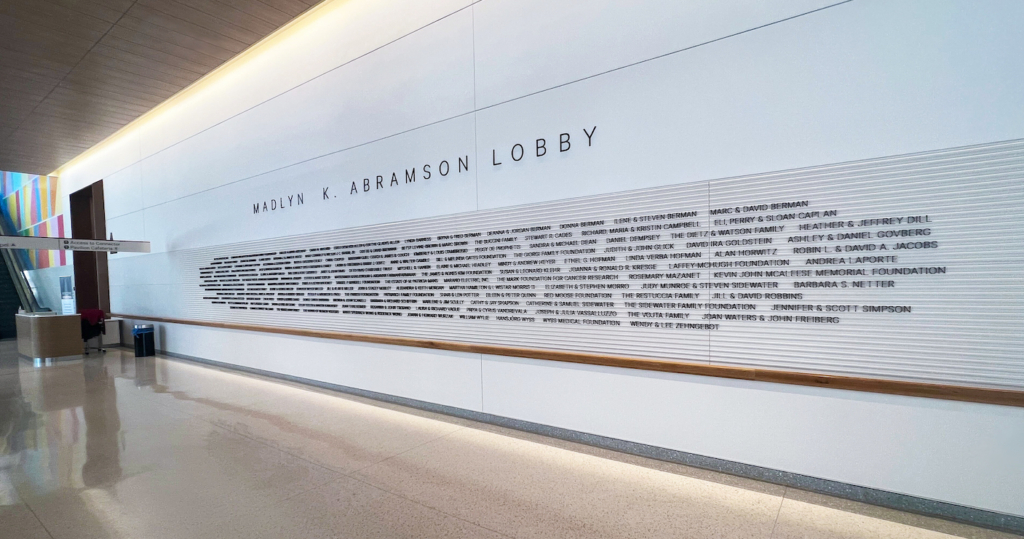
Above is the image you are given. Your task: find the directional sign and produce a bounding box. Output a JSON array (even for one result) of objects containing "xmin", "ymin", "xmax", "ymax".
[{"xmin": 0, "ymin": 236, "xmax": 150, "ymax": 253}]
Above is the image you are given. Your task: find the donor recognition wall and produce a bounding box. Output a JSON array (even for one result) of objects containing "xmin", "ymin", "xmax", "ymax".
[
  {"xmin": 60, "ymin": 0, "xmax": 1024, "ymax": 520},
  {"xmin": 185, "ymin": 141, "xmax": 1024, "ymax": 390}
]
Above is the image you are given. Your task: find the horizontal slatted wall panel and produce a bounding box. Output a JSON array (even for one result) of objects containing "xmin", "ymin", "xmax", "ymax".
[
  {"xmin": 162, "ymin": 139, "xmax": 1022, "ymax": 390},
  {"xmin": 708, "ymin": 141, "xmax": 1024, "ymax": 388}
]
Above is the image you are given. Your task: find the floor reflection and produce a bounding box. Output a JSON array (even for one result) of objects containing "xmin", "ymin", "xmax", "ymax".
[
  {"xmin": 0, "ymin": 357, "xmax": 33, "ymax": 506},
  {"xmin": 81, "ymin": 359, "xmax": 122, "ymax": 488},
  {"xmin": 0, "ymin": 342, "xmax": 157, "ymax": 499},
  {"xmin": 0, "ymin": 342, "xmax": 1011, "ymax": 539},
  {"xmin": 0, "ymin": 344, "xmax": 155, "ymax": 537}
]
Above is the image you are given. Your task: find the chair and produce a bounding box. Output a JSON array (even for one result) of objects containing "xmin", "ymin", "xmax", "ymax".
[{"xmin": 81, "ymin": 309, "xmax": 106, "ymax": 355}]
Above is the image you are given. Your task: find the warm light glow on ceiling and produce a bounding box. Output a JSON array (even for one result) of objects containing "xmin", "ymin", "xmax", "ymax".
[{"xmin": 50, "ymin": 0, "xmax": 350, "ymax": 178}]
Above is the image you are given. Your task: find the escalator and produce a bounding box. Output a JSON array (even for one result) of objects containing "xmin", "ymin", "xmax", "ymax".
[
  {"xmin": 0, "ymin": 253, "xmax": 21, "ymax": 339},
  {"xmin": 0, "ymin": 220, "xmax": 46, "ymax": 339}
]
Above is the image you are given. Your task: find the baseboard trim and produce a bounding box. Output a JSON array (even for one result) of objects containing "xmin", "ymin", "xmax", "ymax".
[
  {"xmin": 140, "ymin": 348, "xmax": 1024, "ymax": 532},
  {"xmin": 138, "ymin": 346, "xmax": 1024, "ymax": 535}
]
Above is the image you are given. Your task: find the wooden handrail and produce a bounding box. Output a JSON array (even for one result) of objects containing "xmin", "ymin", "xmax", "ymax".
[{"xmin": 112, "ymin": 313, "xmax": 1024, "ymax": 408}]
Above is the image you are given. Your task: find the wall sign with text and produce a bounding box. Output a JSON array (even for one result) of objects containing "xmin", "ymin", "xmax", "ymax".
[
  {"xmin": 251, "ymin": 125, "xmax": 599, "ymax": 215},
  {"xmin": 182, "ymin": 140, "xmax": 1024, "ymax": 390}
]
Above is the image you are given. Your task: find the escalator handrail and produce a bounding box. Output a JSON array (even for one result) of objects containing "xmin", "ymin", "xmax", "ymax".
[{"xmin": 0, "ymin": 218, "xmax": 44, "ymax": 312}]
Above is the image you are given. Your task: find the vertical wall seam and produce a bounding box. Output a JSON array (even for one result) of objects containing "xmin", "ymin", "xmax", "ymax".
[
  {"xmin": 471, "ymin": 2, "xmax": 480, "ymax": 213},
  {"xmin": 479, "ymin": 352, "xmax": 485, "ymax": 413},
  {"xmin": 707, "ymin": 181, "xmax": 712, "ymax": 365}
]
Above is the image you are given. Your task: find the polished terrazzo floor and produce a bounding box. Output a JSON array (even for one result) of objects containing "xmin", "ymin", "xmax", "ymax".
[{"xmin": 0, "ymin": 342, "xmax": 1016, "ymax": 539}]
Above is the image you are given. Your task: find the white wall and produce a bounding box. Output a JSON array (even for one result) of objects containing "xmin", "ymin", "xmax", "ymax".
[{"xmin": 54, "ymin": 0, "xmax": 1024, "ymax": 516}]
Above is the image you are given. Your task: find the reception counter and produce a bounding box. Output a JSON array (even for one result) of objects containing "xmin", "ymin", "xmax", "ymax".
[{"xmin": 16, "ymin": 313, "xmax": 83, "ymax": 358}]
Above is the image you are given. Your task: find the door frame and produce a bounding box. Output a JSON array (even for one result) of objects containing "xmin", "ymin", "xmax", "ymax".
[{"xmin": 68, "ymin": 180, "xmax": 108, "ymax": 313}]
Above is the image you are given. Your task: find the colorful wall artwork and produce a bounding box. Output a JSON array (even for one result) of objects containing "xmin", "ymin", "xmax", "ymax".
[{"xmin": 0, "ymin": 171, "xmax": 67, "ymax": 269}]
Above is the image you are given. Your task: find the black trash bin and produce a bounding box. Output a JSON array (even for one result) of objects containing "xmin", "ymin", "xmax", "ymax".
[{"xmin": 133, "ymin": 324, "xmax": 155, "ymax": 357}]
